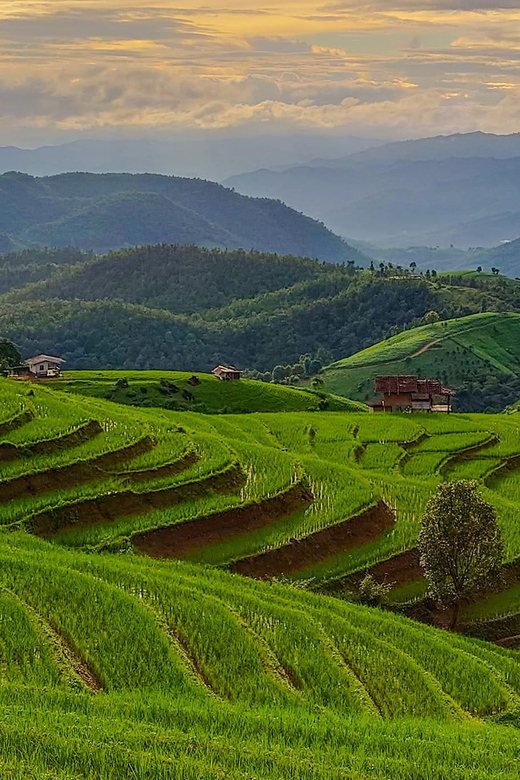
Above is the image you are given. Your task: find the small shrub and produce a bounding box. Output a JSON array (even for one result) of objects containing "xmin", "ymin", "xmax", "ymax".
[{"xmin": 356, "ymin": 575, "xmax": 392, "ymax": 607}]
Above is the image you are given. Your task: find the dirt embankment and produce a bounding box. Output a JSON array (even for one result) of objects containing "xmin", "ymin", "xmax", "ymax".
[
  {"xmin": 0, "ymin": 435, "xmax": 157, "ymax": 503},
  {"xmin": 231, "ymin": 500, "xmax": 395, "ymax": 580},
  {"xmin": 324, "ymin": 549, "xmax": 423, "ymax": 595},
  {"xmin": 0, "ymin": 419, "xmax": 103, "ymax": 462},
  {"xmin": 29, "ymin": 464, "xmax": 244, "ymax": 538},
  {"xmin": 134, "ymin": 482, "xmax": 313, "ymax": 559},
  {"xmin": 0, "ymin": 410, "xmax": 34, "ymax": 438},
  {"xmin": 440, "ymin": 435, "xmax": 500, "ymax": 477}
]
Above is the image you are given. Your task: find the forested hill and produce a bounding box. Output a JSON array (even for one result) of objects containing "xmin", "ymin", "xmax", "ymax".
[
  {"xmin": 2, "ymin": 246, "xmax": 520, "ymax": 374},
  {"xmin": 0, "ymin": 171, "xmax": 362, "ymax": 262},
  {"xmin": 3, "ymin": 245, "xmax": 346, "ymax": 315}
]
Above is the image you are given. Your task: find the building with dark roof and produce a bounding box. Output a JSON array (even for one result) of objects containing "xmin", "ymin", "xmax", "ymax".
[{"xmin": 368, "ymin": 375, "xmax": 455, "ymax": 413}]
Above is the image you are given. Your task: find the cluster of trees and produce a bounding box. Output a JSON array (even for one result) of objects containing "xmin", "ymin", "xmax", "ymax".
[
  {"xmin": 245, "ymin": 352, "xmax": 328, "ymax": 385},
  {"xmin": 369, "ymin": 260, "xmax": 439, "ymax": 279},
  {"xmin": 0, "ymin": 339, "xmax": 21, "ymax": 369}
]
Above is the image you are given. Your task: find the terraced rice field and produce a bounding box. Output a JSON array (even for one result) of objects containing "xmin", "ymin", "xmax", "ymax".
[
  {"xmin": 4, "ymin": 379, "xmax": 520, "ymax": 581},
  {"xmin": 4, "ymin": 376, "xmax": 520, "ymax": 776}
]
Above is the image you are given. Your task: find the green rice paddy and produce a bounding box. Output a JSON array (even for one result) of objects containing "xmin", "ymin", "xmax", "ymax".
[{"xmin": 2, "ymin": 374, "xmax": 520, "ymax": 777}]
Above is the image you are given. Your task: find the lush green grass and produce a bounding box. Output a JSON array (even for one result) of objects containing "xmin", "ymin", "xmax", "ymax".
[
  {"xmin": 54, "ymin": 369, "xmax": 365, "ymax": 414},
  {"xmin": 319, "ymin": 312, "xmax": 520, "ymax": 411},
  {"xmin": 4, "ymin": 377, "xmax": 520, "ymax": 775},
  {"xmin": 3, "ymin": 532, "xmax": 520, "ymax": 778}
]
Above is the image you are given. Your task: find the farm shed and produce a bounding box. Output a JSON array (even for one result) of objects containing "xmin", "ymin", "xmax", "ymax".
[
  {"xmin": 212, "ymin": 365, "xmax": 242, "ymax": 381},
  {"xmin": 369, "ymin": 375, "xmax": 455, "ymax": 413}
]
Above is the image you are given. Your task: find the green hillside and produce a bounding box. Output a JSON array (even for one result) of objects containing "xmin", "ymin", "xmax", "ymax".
[
  {"xmin": 54, "ymin": 370, "xmax": 363, "ymax": 413},
  {"xmin": 6, "ymin": 244, "xmax": 344, "ymax": 315},
  {"xmin": 5, "ymin": 245, "xmax": 520, "ymax": 375},
  {"xmin": 320, "ymin": 312, "xmax": 520, "ymax": 412},
  {"xmin": 0, "ymin": 171, "xmax": 362, "ymax": 262},
  {"xmin": 4, "ymin": 380, "xmax": 520, "ymax": 774}
]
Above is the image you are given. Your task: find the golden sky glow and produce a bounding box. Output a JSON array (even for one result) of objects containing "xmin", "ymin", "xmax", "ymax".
[{"xmin": 1, "ymin": 0, "xmax": 520, "ymax": 143}]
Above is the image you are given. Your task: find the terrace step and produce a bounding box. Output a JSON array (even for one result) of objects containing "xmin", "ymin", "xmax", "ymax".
[
  {"xmin": 0, "ymin": 435, "xmax": 157, "ymax": 502},
  {"xmin": 2, "ymin": 586, "xmax": 104, "ymax": 692},
  {"xmin": 440, "ymin": 435, "xmax": 500, "ymax": 477},
  {"xmin": 133, "ymin": 482, "xmax": 313, "ymax": 559},
  {"xmin": 0, "ymin": 419, "xmax": 103, "ymax": 462},
  {"xmin": 323, "ymin": 549, "xmax": 423, "ymax": 595},
  {"xmin": 485, "ymin": 452, "xmax": 520, "ymax": 486},
  {"xmin": 0, "ymin": 409, "xmax": 35, "ymax": 437},
  {"xmin": 230, "ymin": 500, "xmax": 395, "ymax": 579},
  {"xmin": 28, "ymin": 463, "xmax": 244, "ymax": 538}
]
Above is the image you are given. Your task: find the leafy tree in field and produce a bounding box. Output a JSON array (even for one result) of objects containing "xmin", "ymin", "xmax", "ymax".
[
  {"xmin": 419, "ymin": 480, "xmax": 504, "ymax": 628},
  {"xmin": 0, "ymin": 339, "xmax": 21, "ymax": 369}
]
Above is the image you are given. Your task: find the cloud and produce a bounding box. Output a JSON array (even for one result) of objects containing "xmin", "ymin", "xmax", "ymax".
[
  {"xmin": 324, "ymin": 0, "xmax": 520, "ymax": 11},
  {"xmin": 1, "ymin": 0, "xmax": 520, "ymax": 142}
]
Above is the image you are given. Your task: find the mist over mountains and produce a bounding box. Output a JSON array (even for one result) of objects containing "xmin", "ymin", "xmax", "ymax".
[
  {"xmin": 0, "ymin": 135, "xmax": 384, "ymax": 182},
  {"xmin": 225, "ymin": 132, "xmax": 520, "ymax": 250}
]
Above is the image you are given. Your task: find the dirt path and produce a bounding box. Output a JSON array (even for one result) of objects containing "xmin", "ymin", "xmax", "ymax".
[
  {"xmin": 410, "ymin": 339, "xmax": 440, "ymax": 358},
  {"xmin": 134, "ymin": 482, "xmax": 313, "ymax": 559},
  {"xmin": 230, "ymin": 500, "xmax": 395, "ymax": 580}
]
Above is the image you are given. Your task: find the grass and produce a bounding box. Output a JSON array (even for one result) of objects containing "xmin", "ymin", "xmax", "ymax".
[
  {"xmin": 5, "ymin": 373, "xmax": 520, "ymax": 774},
  {"xmin": 53, "ymin": 369, "xmax": 366, "ymax": 414}
]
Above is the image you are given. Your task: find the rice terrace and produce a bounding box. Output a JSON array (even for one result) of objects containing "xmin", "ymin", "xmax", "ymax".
[{"xmin": 2, "ymin": 363, "xmax": 520, "ymax": 778}]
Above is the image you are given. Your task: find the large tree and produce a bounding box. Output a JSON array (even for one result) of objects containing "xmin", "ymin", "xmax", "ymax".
[{"xmin": 419, "ymin": 480, "xmax": 504, "ymax": 628}]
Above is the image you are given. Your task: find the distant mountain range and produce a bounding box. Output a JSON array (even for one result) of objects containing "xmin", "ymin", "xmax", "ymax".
[
  {"xmin": 0, "ymin": 135, "xmax": 384, "ymax": 181},
  {"xmin": 224, "ymin": 132, "xmax": 520, "ymax": 250},
  {"xmin": 0, "ymin": 171, "xmax": 364, "ymax": 262}
]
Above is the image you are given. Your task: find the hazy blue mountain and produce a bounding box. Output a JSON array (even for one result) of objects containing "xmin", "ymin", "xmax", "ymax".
[
  {"xmin": 225, "ymin": 137, "xmax": 520, "ymax": 249},
  {"xmin": 0, "ymin": 135, "xmax": 385, "ymax": 181},
  {"xmin": 0, "ymin": 171, "xmax": 365, "ymax": 262},
  {"xmin": 348, "ymin": 131, "xmax": 520, "ymax": 164}
]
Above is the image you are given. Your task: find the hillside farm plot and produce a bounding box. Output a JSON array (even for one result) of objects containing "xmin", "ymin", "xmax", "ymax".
[
  {"xmin": 320, "ymin": 312, "xmax": 520, "ymax": 412},
  {"xmin": 4, "ymin": 376, "xmax": 520, "ymax": 775},
  {"xmin": 2, "ymin": 377, "xmax": 520, "ymax": 589}
]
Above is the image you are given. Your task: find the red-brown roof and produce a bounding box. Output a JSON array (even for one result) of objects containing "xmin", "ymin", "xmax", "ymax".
[{"xmin": 375, "ymin": 375, "xmax": 455, "ymax": 396}]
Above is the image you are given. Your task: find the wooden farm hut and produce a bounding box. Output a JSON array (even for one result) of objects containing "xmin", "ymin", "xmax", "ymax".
[
  {"xmin": 368, "ymin": 375, "xmax": 455, "ymax": 413},
  {"xmin": 212, "ymin": 365, "xmax": 242, "ymax": 381}
]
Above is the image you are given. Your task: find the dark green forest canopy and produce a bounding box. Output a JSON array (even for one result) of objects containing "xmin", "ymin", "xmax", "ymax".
[
  {"xmin": 1, "ymin": 245, "xmax": 519, "ymax": 386},
  {"xmin": 4, "ymin": 245, "xmax": 349, "ymax": 315},
  {"xmin": 0, "ymin": 171, "xmax": 364, "ymax": 262}
]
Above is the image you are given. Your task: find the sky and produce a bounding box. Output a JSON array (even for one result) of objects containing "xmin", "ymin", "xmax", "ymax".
[{"xmin": 2, "ymin": 1, "xmax": 520, "ymax": 145}]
